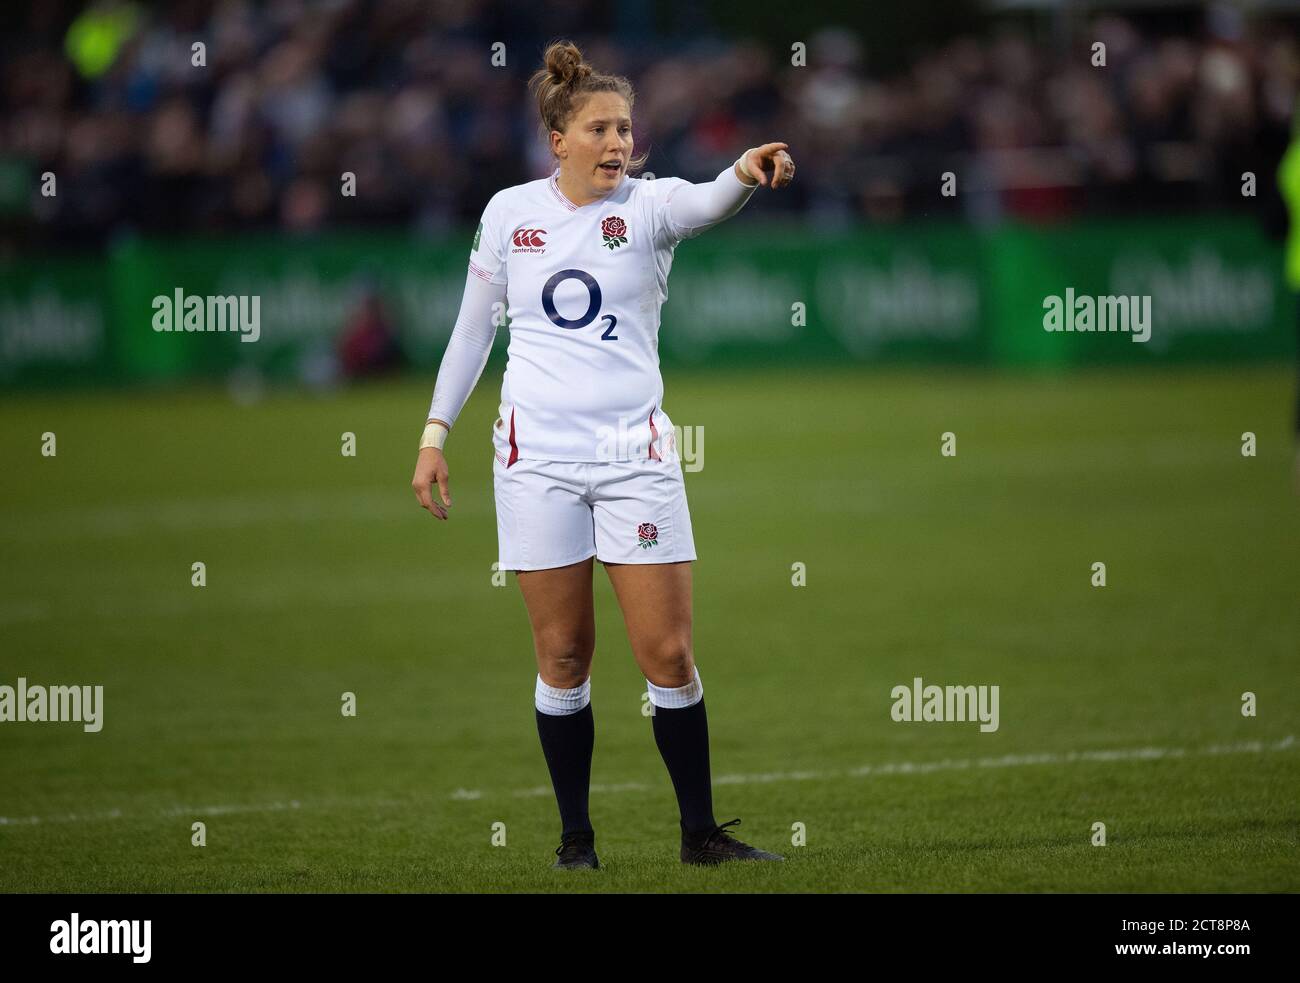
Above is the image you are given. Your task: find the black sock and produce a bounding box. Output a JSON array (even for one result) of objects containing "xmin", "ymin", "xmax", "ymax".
[
  {"xmin": 651, "ymin": 696, "xmax": 717, "ymax": 835},
  {"xmin": 535, "ymin": 703, "xmax": 594, "ymax": 835}
]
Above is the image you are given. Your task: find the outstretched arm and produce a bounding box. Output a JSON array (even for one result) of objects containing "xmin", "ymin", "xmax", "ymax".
[{"xmin": 665, "ymin": 142, "xmax": 795, "ymax": 239}]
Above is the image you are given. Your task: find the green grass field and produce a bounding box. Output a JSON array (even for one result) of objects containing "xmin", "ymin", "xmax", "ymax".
[{"xmin": 1, "ymin": 363, "xmax": 1297, "ymax": 892}]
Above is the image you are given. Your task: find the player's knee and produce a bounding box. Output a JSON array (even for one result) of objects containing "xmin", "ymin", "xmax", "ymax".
[
  {"xmin": 536, "ymin": 636, "xmax": 594, "ymax": 688},
  {"xmin": 644, "ymin": 636, "xmax": 694, "ymax": 687}
]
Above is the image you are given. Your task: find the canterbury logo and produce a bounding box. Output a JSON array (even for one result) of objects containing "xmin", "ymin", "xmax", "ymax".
[{"xmin": 512, "ymin": 228, "xmax": 546, "ymax": 248}]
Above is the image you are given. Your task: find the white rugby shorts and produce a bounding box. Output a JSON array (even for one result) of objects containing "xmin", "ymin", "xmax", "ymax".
[{"xmin": 490, "ymin": 410, "xmax": 696, "ymax": 571}]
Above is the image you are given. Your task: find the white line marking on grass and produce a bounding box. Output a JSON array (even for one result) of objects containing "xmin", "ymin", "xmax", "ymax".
[
  {"xmin": 0, "ymin": 570, "xmax": 481, "ymax": 626},
  {"xmin": 160, "ymin": 800, "xmax": 303, "ymax": 818},
  {"xmin": 0, "ymin": 489, "xmax": 491, "ymax": 544},
  {"xmin": 3, "ymin": 737, "xmax": 1292, "ymax": 825},
  {"xmin": 455, "ymin": 734, "xmax": 1298, "ymax": 800},
  {"xmin": 0, "ymin": 800, "xmax": 303, "ymax": 826}
]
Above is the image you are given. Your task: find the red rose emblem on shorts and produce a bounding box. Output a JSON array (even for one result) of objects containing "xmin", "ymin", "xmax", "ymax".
[
  {"xmin": 637, "ymin": 522, "xmax": 658, "ymax": 549},
  {"xmin": 601, "ymin": 215, "xmax": 628, "ymax": 250}
]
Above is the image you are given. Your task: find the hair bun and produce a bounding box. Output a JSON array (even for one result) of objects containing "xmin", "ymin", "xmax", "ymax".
[{"xmin": 548, "ymin": 42, "xmax": 592, "ymax": 86}]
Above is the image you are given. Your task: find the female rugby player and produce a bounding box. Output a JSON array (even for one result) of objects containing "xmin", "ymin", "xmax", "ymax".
[{"xmin": 411, "ymin": 40, "xmax": 794, "ymax": 869}]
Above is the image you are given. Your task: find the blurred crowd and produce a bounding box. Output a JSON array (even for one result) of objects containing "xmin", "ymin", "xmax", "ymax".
[{"xmin": 1, "ymin": 0, "xmax": 1297, "ymax": 249}]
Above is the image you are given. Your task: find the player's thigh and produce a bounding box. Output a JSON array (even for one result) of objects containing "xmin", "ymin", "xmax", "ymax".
[
  {"xmin": 589, "ymin": 459, "xmax": 696, "ymax": 566},
  {"xmin": 518, "ymin": 557, "xmax": 597, "ymax": 686},
  {"xmin": 494, "ymin": 458, "xmax": 597, "ymax": 573},
  {"xmin": 603, "ymin": 559, "xmax": 694, "ymax": 687}
]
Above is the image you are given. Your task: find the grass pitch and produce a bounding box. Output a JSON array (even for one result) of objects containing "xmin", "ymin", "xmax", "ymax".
[{"xmin": 0, "ymin": 363, "xmax": 1296, "ymax": 892}]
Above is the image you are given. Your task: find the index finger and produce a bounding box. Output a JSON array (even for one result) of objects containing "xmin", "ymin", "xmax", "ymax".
[
  {"xmin": 414, "ymin": 483, "xmax": 447, "ymax": 519},
  {"xmin": 772, "ymin": 151, "xmax": 787, "ymax": 184}
]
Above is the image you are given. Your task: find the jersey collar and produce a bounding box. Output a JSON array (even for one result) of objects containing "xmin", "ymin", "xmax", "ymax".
[{"xmin": 549, "ymin": 167, "xmax": 622, "ymax": 211}]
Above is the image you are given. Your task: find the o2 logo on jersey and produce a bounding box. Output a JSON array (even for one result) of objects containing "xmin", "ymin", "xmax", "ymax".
[
  {"xmin": 542, "ymin": 269, "xmax": 618, "ymax": 340},
  {"xmin": 512, "ymin": 228, "xmax": 547, "ymax": 253}
]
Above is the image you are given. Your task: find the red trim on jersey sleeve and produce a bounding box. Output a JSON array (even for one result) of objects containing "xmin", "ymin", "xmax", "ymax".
[{"xmin": 468, "ymin": 260, "xmax": 497, "ymax": 282}]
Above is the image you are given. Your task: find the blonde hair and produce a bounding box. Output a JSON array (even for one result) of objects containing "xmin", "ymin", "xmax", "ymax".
[{"xmin": 527, "ymin": 40, "xmax": 648, "ymax": 172}]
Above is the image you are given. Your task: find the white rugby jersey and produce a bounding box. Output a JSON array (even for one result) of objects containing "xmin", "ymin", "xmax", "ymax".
[{"xmin": 439, "ymin": 164, "xmax": 755, "ymax": 463}]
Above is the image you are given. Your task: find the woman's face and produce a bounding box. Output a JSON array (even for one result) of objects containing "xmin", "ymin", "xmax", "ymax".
[{"xmin": 554, "ymin": 91, "xmax": 633, "ymax": 196}]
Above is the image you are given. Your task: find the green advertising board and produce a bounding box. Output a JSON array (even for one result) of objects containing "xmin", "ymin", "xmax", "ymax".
[
  {"xmin": 109, "ymin": 232, "xmax": 475, "ymax": 381},
  {"xmin": 988, "ymin": 217, "xmax": 1295, "ymax": 365},
  {"xmin": 0, "ymin": 256, "xmax": 110, "ymax": 385},
  {"xmin": 0, "ymin": 216, "xmax": 1293, "ymax": 389},
  {"xmin": 659, "ymin": 224, "xmax": 988, "ymax": 366}
]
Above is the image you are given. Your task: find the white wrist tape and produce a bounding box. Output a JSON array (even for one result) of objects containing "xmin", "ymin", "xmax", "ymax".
[
  {"xmin": 420, "ymin": 421, "xmax": 449, "ymax": 451},
  {"xmin": 735, "ymin": 150, "xmax": 760, "ymax": 187}
]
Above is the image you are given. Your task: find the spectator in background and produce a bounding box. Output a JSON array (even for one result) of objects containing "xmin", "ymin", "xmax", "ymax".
[
  {"xmin": 337, "ymin": 285, "xmax": 404, "ymax": 379},
  {"xmin": 1, "ymin": 1, "xmax": 1298, "ymax": 250}
]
